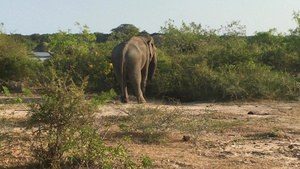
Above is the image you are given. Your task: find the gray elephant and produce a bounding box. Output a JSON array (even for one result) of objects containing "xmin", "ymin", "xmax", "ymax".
[{"xmin": 112, "ymin": 36, "xmax": 157, "ymax": 103}]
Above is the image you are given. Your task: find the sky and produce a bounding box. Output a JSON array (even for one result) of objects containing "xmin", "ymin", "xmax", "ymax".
[{"xmin": 1, "ymin": 0, "xmax": 300, "ymax": 35}]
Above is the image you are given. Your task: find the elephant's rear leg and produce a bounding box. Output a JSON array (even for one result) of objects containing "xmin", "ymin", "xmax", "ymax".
[
  {"xmin": 120, "ymin": 75, "xmax": 129, "ymax": 103},
  {"xmin": 114, "ymin": 69, "xmax": 129, "ymax": 103},
  {"xmin": 129, "ymin": 71, "xmax": 146, "ymax": 103}
]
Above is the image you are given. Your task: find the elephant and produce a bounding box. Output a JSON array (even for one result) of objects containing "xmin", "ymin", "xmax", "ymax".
[{"xmin": 112, "ymin": 36, "xmax": 157, "ymax": 103}]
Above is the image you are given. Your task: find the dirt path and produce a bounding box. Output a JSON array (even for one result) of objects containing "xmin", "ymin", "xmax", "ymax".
[
  {"xmin": 0, "ymin": 99, "xmax": 299, "ymax": 168},
  {"xmin": 97, "ymin": 101, "xmax": 300, "ymax": 168}
]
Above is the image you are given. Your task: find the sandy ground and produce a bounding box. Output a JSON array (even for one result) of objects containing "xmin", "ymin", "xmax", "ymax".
[
  {"xmin": 98, "ymin": 101, "xmax": 300, "ymax": 168},
  {"xmin": 0, "ymin": 95, "xmax": 300, "ymax": 168}
]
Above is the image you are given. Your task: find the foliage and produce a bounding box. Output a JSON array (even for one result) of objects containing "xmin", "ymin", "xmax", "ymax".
[
  {"xmin": 3, "ymin": 96, "xmax": 23, "ymax": 104},
  {"xmin": 1, "ymin": 86, "xmax": 10, "ymax": 96},
  {"xmin": 1, "ymin": 86, "xmax": 23, "ymax": 104},
  {"xmin": 28, "ymin": 71, "xmax": 92, "ymax": 168},
  {"xmin": 92, "ymin": 89, "xmax": 117, "ymax": 106},
  {"xmin": 2, "ymin": 14, "xmax": 300, "ymax": 102},
  {"xmin": 147, "ymin": 18, "xmax": 300, "ymax": 101},
  {"xmin": 140, "ymin": 155, "xmax": 153, "ymax": 168},
  {"xmin": 110, "ymin": 24, "xmax": 140, "ymax": 42},
  {"xmin": 27, "ymin": 71, "xmax": 138, "ymax": 168},
  {"xmin": 265, "ymin": 131, "xmax": 280, "ymax": 138},
  {"xmin": 45, "ymin": 23, "xmax": 116, "ymax": 92},
  {"xmin": 0, "ymin": 28, "xmax": 38, "ymax": 81},
  {"xmin": 22, "ymin": 88, "xmax": 32, "ymax": 96},
  {"xmin": 160, "ymin": 20, "xmax": 217, "ymax": 55},
  {"xmin": 216, "ymin": 62, "xmax": 298, "ymax": 100},
  {"xmin": 10, "ymin": 33, "xmax": 51, "ymax": 51},
  {"xmin": 249, "ymin": 29, "xmax": 299, "ymax": 74}
]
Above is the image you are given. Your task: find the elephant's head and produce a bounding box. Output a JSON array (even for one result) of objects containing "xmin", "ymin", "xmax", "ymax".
[{"xmin": 146, "ymin": 36, "xmax": 157, "ymax": 80}]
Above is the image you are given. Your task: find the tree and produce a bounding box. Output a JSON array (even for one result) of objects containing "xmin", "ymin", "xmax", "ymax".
[
  {"xmin": 111, "ymin": 24, "xmax": 139, "ymax": 34},
  {"xmin": 109, "ymin": 24, "xmax": 140, "ymax": 41},
  {"xmin": 0, "ymin": 30, "xmax": 35, "ymax": 81}
]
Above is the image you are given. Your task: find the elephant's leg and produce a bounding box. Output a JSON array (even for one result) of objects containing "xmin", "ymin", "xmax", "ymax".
[
  {"xmin": 129, "ymin": 70, "xmax": 146, "ymax": 103},
  {"xmin": 121, "ymin": 75, "xmax": 129, "ymax": 103},
  {"xmin": 141, "ymin": 66, "xmax": 148, "ymax": 94},
  {"xmin": 114, "ymin": 67, "xmax": 129, "ymax": 103}
]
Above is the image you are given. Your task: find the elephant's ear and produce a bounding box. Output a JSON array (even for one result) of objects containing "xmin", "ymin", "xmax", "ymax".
[
  {"xmin": 146, "ymin": 37, "xmax": 155, "ymax": 60},
  {"xmin": 148, "ymin": 52, "xmax": 157, "ymax": 80},
  {"xmin": 147, "ymin": 37, "xmax": 157, "ymax": 80}
]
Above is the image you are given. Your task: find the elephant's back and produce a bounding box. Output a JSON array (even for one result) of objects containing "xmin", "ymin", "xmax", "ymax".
[{"xmin": 112, "ymin": 42, "xmax": 126, "ymax": 57}]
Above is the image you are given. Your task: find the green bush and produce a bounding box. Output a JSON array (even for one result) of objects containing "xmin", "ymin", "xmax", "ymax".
[
  {"xmin": 92, "ymin": 89, "xmax": 117, "ymax": 106},
  {"xmin": 1, "ymin": 86, "xmax": 10, "ymax": 96},
  {"xmin": 22, "ymin": 88, "xmax": 32, "ymax": 96},
  {"xmin": 147, "ymin": 19, "xmax": 300, "ymax": 102},
  {"xmin": 149, "ymin": 55, "xmax": 221, "ymax": 101},
  {"xmin": 0, "ymin": 29, "xmax": 37, "ymax": 81},
  {"xmin": 217, "ymin": 62, "xmax": 299, "ymax": 100},
  {"xmin": 27, "ymin": 71, "xmax": 139, "ymax": 168},
  {"xmin": 248, "ymin": 30, "xmax": 300, "ymax": 74},
  {"xmin": 45, "ymin": 24, "xmax": 117, "ymax": 92},
  {"xmin": 3, "ymin": 18, "xmax": 299, "ymax": 102},
  {"xmin": 3, "ymin": 96, "xmax": 23, "ymax": 104}
]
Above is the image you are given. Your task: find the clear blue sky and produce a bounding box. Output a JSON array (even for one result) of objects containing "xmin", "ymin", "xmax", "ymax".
[{"xmin": 1, "ymin": 0, "xmax": 300, "ymax": 35}]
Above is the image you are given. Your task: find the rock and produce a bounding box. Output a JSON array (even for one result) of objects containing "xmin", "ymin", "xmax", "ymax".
[
  {"xmin": 248, "ymin": 111, "xmax": 254, "ymax": 115},
  {"xmin": 183, "ymin": 135, "xmax": 190, "ymax": 141},
  {"xmin": 288, "ymin": 145, "xmax": 294, "ymax": 149}
]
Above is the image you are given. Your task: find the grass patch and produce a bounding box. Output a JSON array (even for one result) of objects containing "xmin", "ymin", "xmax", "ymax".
[
  {"xmin": 247, "ymin": 131, "xmax": 281, "ymax": 140},
  {"xmin": 92, "ymin": 89, "xmax": 117, "ymax": 106},
  {"xmin": 119, "ymin": 106, "xmax": 182, "ymax": 144},
  {"xmin": 208, "ymin": 119, "xmax": 245, "ymax": 133},
  {"xmin": 233, "ymin": 138, "xmax": 246, "ymax": 143},
  {"xmin": 22, "ymin": 88, "xmax": 32, "ymax": 96},
  {"xmin": 0, "ymin": 117, "xmax": 28, "ymax": 129},
  {"xmin": 116, "ymin": 107, "xmax": 246, "ymax": 143},
  {"xmin": 3, "ymin": 96, "xmax": 23, "ymax": 104}
]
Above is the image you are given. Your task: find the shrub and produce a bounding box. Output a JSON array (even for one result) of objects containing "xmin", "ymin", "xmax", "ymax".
[
  {"xmin": 45, "ymin": 23, "xmax": 117, "ymax": 92},
  {"xmin": 3, "ymin": 96, "xmax": 23, "ymax": 104},
  {"xmin": 149, "ymin": 56, "xmax": 221, "ymax": 101},
  {"xmin": 28, "ymin": 71, "xmax": 93, "ymax": 168},
  {"xmin": 1, "ymin": 86, "xmax": 10, "ymax": 96},
  {"xmin": 22, "ymin": 88, "xmax": 32, "ymax": 96},
  {"xmin": 0, "ymin": 30, "xmax": 37, "ymax": 81},
  {"xmin": 28, "ymin": 70, "xmax": 139, "ymax": 168},
  {"xmin": 217, "ymin": 62, "xmax": 299, "ymax": 100},
  {"xmin": 149, "ymin": 20, "xmax": 300, "ymax": 102},
  {"xmin": 92, "ymin": 89, "xmax": 117, "ymax": 106}
]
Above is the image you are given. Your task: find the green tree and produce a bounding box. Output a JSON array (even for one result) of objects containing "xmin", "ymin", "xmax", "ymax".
[
  {"xmin": 109, "ymin": 24, "xmax": 140, "ymax": 42},
  {"xmin": 287, "ymin": 11, "xmax": 300, "ymax": 74},
  {"xmin": 0, "ymin": 25, "xmax": 37, "ymax": 81},
  {"xmin": 161, "ymin": 20, "xmax": 210, "ymax": 54}
]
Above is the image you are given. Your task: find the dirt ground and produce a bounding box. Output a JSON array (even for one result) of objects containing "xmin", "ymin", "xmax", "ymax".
[{"xmin": 0, "ymin": 95, "xmax": 300, "ymax": 168}]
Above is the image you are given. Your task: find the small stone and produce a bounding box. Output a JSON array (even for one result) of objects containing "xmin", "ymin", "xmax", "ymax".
[
  {"xmin": 288, "ymin": 145, "xmax": 294, "ymax": 149},
  {"xmin": 248, "ymin": 111, "xmax": 254, "ymax": 115},
  {"xmin": 183, "ymin": 135, "xmax": 190, "ymax": 141}
]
